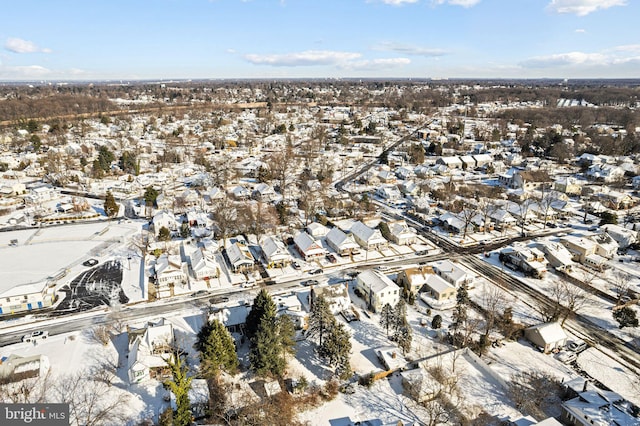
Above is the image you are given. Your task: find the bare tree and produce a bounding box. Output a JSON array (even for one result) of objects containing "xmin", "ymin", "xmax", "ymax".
[
  {"xmin": 54, "ymin": 369, "xmax": 131, "ymax": 426},
  {"xmin": 611, "ymin": 271, "xmax": 632, "ymax": 304},
  {"xmin": 509, "ymin": 370, "xmax": 562, "ymax": 420},
  {"xmin": 0, "ymin": 370, "xmax": 52, "ymax": 404},
  {"xmin": 479, "ymin": 285, "xmax": 510, "ymax": 338}
]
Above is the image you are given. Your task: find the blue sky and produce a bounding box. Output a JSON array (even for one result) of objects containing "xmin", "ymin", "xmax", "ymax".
[{"xmin": 1, "ymin": 0, "xmax": 638, "ymax": 81}]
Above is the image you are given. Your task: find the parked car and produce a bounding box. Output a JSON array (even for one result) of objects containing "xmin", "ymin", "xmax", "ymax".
[
  {"xmin": 326, "ymin": 253, "xmax": 337, "ymax": 263},
  {"xmin": 82, "ymin": 258, "xmax": 99, "ymax": 267},
  {"xmin": 22, "ymin": 330, "xmax": 48, "ymax": 343},
  {"xmin": 555, "ymin": 350, "xmax": 577, "ymax": 364},
  {"xmin": 309, "ymin": 268, "xmax": 323, "ymax": 275},
  {"xmin": 567, "ymin": 339, "xmax": 587, "ymax": 353},
  {"xmin": 292, "ymin": 261, "xmax": 301, "ymax": 270},
  {"xmin": 301, "ymin": 279, "xmax": 318, "ymax": 287}
]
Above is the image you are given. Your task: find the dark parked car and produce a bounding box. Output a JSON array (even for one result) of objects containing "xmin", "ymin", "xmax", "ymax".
[
  {"xmin": 301, "ymin": 279, "xmax": 318, "ymax": 287},
  {"xmin": 82, "ymin": 259, "xmax": 99, "ymax": 267},
  {"xmin": 309, "ymin": 268, "xmax": 323, "ymax": 275},
  {"xmin": 326, "ymin": 254, "xmax": 337, "ymax": 263}
]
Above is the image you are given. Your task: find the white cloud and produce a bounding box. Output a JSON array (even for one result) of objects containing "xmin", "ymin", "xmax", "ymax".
[
  {"xmin": 575, "ymin": 29, "xmax": 586, "ymax": 33},
  {"xmin": 243, "ymin": 50, "xmax": 361, "ymax": 66},
  {"xmin": 520, "ymin": 48, "xmax": 640, "ymax": 69},
  {"xmin": 546, "ymin": 0, "xmax": 626, "ymax": 16},
  {"xmin": 5, "ymin": 38, "xmax": 52, "ymax": 54},
  {"xmin": 380, "ymin": 0, "xmax": 419, "ymax": 5},
  {"xmin": 521, "ymin": 52, "xmax": 609, "ymax": 68},
  {"xmin": 374, "ymin": 42, "xmax": 447, "ymax": 57},
  {"xmin": 432, "ymin": 0, "xmax": 481, "ymax": 7},
  {"xmin": 341, "ymin": 57, "xmax": 411, "ymax": 70}
]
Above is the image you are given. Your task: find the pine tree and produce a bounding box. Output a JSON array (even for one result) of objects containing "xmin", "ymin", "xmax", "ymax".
[
  {"xmin": 103, "ymin": 190, "xmax": 118, "ymax": 218},
  {"xmin": 307, "ymin": 296, "xmax": 335, "ymax": 347},
  {"xmin": 164, "ymin": 352, "xmax": 193, "ymax": 426},
  {"xmin": 451, "ymin": 286, "xmax": 469, "ymax": 333},
  {"xmin": 395, "ymin": 318, "xmax": 413, "ymax": 355},
  {"xmin": 319, "ymin": 322, "xmax": 352, "ymax": 379},
  {"xmin": 277, "ymin": 314, "xmax": 297, "ymax": 358},
  {"xmin": 379, "ymin": 303, "xmax": 394, "ymax": 337},
  {"xmin": 392, "ymin": 298, "xmax": 408, "ymax": 335},
  {"xmin": 249, "ymin": 316, "xmax": 286, "ymax": 378},
  {"xmin": 158, "ymin": 226, "xmax": 171, "ymax": 241},
  {"xmin": 246, "ymin": 288, "xmax": 277, "ymax": 340},
  {"xmin": 197, "ymin": 320, "xmax": 238, "ymax": 377},
  {"xmin": 431, "ymin": 314, "xmax": 443, "ymax": 329}
]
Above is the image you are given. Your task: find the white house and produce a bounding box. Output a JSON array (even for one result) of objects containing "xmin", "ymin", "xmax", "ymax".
[
  {"xmin": 154, "ymin": 254, "xmax": 188, "ymax": 298},
  {"xmin": 225, "ymin": 241, "xmax": 255, "ymax": 273},
  {"xmin": 325, "ymin": 227, "xmax": 360, "ymax": 257},
  {"xmin": 356, "ymin": 269, "xmax": 400, "ymax": 313},
  {"xmin": 432, "ymin": 260, "xmax": 474, "ymax": 288},
  {"xmin": 310, "ymin": 283, "xmax": 351, "ymax": 315},
  {"xmin": 260, "ymin": 235, "xmax": 292, "ymax": 268},
  {"xmin": 152, "ymin": 210, "xmax": 178, "ymax": 237},
  {"xmin": 128, "ymin": 318, "xmax": 175, "ymax": 383},
  {"xmin": 387, "ymin": 220, "xmax": 418, "ymax": 246},
  {"xmin": 188, "ymin": 247, "xmax": 220, "ymax": 280},
  {"xmin": 350, "ymin": 221, "xmax": 388, "ymax": 251},
  {"xmin": 293, "ymin": 231, "xmax": 326, "ymax": 261}
]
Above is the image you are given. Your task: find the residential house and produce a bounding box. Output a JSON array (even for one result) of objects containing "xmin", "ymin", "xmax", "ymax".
[
  {"xmin": 209, "ymin": 303, "xmax": 251, "ymax": 335},
  {"xmin": 351, "ymin": 221, "xmax": 388, "ymax": 251},
  {"xmin": 534, "ymin": 241, "xmax": 574, "ymax": 271},
  {"xmin": 601, "ymin": 224, "xmax": 637, "ymax": 249},
  {"xmin": 154, "ymin": 254, "xmax": 188, "ymax": 298},
  {"xmin": 554, "ymin": 176, "xmax": 583, "ymax": 195},
  {"xmin": 397, "ymin": 266, "xmax": 434, "ymax": 295},
  {"xmin": 500, "ymin": 245, "xmax": 548, "ymax": 278},
  {"xmin": 127, "ymin": 318, "xmax": 175, "ymax": 383},
  {"xmin": 376, "ymin": 184, "xmax": 403, "ymax": 202},
  {"xmin": 293, "ymin": 231, "xmax": 327, "ymax": 261},
  {"xmin": 432, "ymin": 259, "xmax": 474, "ymax": 288},
  {"xmin": 152, "ymin": 210, "xmax": 178, "ymax": 237},
  {"xmin": 260, "ymin": 235, "xmax": 292, "ymax": 269},
  {"xmin": 596, "ymin": 190, "xmax": 634, "ymax": 210},
  {"xmin": 590, "ymin": 232, "xmax": 618, "ymax": 259},
  {"xmin": 421, "ymin": 274, "xmax": 457, "ymax": 302},
  {"xmin": 524, "ymin": 322, "xmax": 568, "ymax": 354},
  {"xmin": 436, "ymin": 156, "xmax": 463, "ymax": 169},
  {"xmin": 586, "ymin": 164, "xmax": 625, "ymax": 183},
  {"xmin": 252, "ymin": 183, "xmax": 277, "ymax": 201},
  {"xmin": 306, "ymin": 222, "xmax": 329, "ymax": 239},
  {"xmin": 387, "ymin": 220, "xmax": 418, "ymax": 246},
  {"xmin": 225, "ymin": 241, "xmax": 255, "ymax": 273},
  {"xmin": 231, "ymin": 185, "xmax": 251, "ymax": 200},
  {"xmin": 561, "ymin": 388, "xmax": 638, "ymax": 426},
  {"xmin": 325, "ymin": 227, "xmax": 360, "ymax": 257},
  {"xmin": 188, "ymin": 247, "xmax": 219, "ymax": 280},
  {"xmin": 309, "ymin": 283, "xmax": 351, "ymax": 315},
  {"xmin": 356, "ymin": 269, "xmax": 400, "ymax": 313}
]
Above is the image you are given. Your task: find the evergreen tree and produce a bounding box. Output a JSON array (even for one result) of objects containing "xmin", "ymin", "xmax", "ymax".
[
  {"xmin": 613, "ymin": 306, "xmax": 639, "ymax": 328},
  {"xmin": 197, "ymin": 320, "xmax": 238, "ymax": 377},
  {"xmin": 431, "ymin": 314, "xmax": 443, "ymax": 329},
  {"xmin": 246, "ymin": 288, "xmax": 277, "ymax": 340},
  {"xmin": 379, "ymin": 304, "xmax": 394, "ymax": 337},
  {"xmin": 158, "ymin": 226, "xmax": 171, "ymax": 242},
  {"xmin": 144, "ymin": 186, "xmax": 159, "ymax": 206},
  {"xmin": 97, "ymin": 146, "xmax": 115, "ymax": 172},
  {"xmin": 319, "ymin": 322, "xmax": 352, "ymax": 379},
  {"xmin": 451, "ymin": 286, "xmax": 469, "ymax": 333},
  {"xmin": 276, "ymin": 314, "xmax": 297, "ymax": 358},
  {"xmin": 249, "ymin": 316, "xmax": 286, "ymax": 378},
  {"xmin": 164, "ymin": 352, "xmax": 193, "ymax": 426},
  {"xmin": 307, "ymin": 296, "xmax": 335, "ymax": 347},
  {"xmin": 392, "ymin": 298, "xmax": 408, "ymax": 335},
  {"xmin": 395, "ymin": 318, "xmax": 413, "ymax": 355},
  {"xmin": 103, "ymin": 190, "xmax": 118, "ymax": 218},
  {"xmin": 180, "ymin": 222, "xmax": 190, "ymax": 239}
]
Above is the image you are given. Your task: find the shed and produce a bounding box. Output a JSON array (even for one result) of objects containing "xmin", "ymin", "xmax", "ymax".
[{"xmin": 524, "ymin": 322, "xmax": 568, "ymax": 353}]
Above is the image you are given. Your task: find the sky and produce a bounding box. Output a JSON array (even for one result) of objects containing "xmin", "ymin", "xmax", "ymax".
[{"xmin": 0, "ymin": 0, "xmax": 639, "ymax": 81}]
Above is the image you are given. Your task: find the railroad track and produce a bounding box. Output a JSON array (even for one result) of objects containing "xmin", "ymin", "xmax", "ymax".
[{"xmin": 461, "ymin": 253, "xmax": 640, "ymax": 374}]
